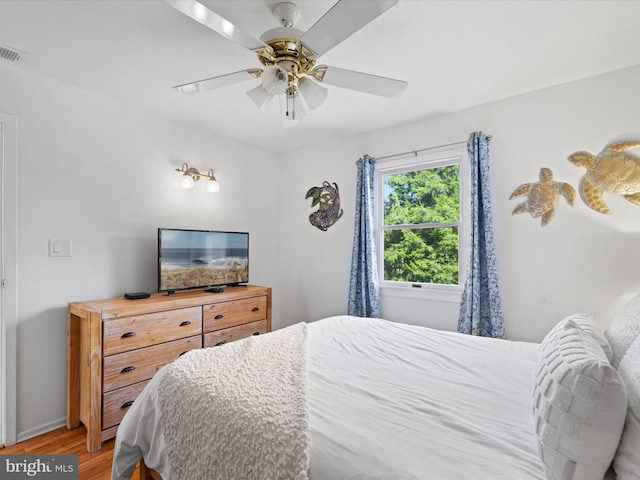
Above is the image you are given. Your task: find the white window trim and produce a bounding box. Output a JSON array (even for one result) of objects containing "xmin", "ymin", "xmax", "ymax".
[{"xmin": 375, "ymin": 144, "xmax": 469, "ymax": 300}]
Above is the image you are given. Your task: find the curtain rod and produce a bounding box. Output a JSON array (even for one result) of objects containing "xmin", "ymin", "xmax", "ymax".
[{"xmin": 366, "ymin": 135, "xmax": 493, "ymax": 163}]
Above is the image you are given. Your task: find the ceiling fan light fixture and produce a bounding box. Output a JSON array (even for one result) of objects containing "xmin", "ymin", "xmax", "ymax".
[
  {"xmin": 280, "ymin": 91, "xmax": 308, "ymax": 127},
  {"xmin": 166, "ymin": 0, "xmax": 407, "ymax": 128},
  {"xmin": 261, "ymin": 65, "xmax": 289, "ymax": 95},
  {"xmin": 246, "ymin": 84, "xmax": 273, "ymax": 111},
  {"xmin": 299, "ymin": 77, "xmax": 328, "ymax": 111}
]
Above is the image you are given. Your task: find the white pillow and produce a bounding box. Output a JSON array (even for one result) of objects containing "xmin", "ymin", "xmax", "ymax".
[
  {"xmin": 533, "ymin": 319, "xmax": 628, "ymax": 480},
  {"xmin": 613, "ymin": 335, "xmax": 640, "ymax": 480},
  {"xmin": 605, "ymin": 292, "xmax": 640, "ymax": 368},
  {"xmin": 565, "ymin": 313, "xmax": 613, "ymax": 363}
]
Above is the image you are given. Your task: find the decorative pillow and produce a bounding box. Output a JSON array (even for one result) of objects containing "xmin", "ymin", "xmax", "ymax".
[
  {"xmin": 605, "ymin": 292, "xmax": 640, "ymax": 368},
  {"xmin": 533, "ymin": 319, "xmax": 628, "ymax": 480},
  {"xmin": 613, "ymin": 335, "xmax": 640, "ymax": 480},
  {"xmin": 564, "ymin": 313, "xmax": 613, "ymax": 363}
]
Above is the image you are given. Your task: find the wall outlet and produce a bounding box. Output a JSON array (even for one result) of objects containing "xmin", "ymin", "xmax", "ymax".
[{"xmin": 48, "ymin": 239, "xmax": 72, "ymax": 257}]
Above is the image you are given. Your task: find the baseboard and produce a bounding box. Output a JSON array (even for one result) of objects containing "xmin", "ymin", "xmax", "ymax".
[{"xmin": 16, "ymin": 417, "xmax": 66, "ymax": 444}]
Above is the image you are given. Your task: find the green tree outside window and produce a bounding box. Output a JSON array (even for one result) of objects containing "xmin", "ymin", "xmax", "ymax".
[{"xmin": 382, "ymin": 164, "xmax": 460, "ymax": 285}]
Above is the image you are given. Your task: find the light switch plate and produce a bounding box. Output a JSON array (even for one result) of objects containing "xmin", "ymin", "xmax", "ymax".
[{"xmin": 48, "ymin": 239, "xmax": 72, "ymax": 257}]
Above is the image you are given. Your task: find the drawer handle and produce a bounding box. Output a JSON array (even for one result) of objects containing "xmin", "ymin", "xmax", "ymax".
[
  {"xmin": 215, "ymin": 341, "xmax": 226, "ymax": 347},
  {"xmin": 179, "ymin": 321, "xmax": 191, "ymax": 327},
  {"xmin": 214, "ymin": 314, "xmax": 224, "ymax": 320},
  {"xmin": 252, "ymin": 332, "xmax": 261, "ymax": 336},
  {"xmin": 120, "ymin": 366, "xmax": 136, "ymax": 373},
  {"xmin": 252, "ymin": 307, "xmax": 259, "ymax": 312},
  {"xmin": 121, "ymin": 400, "xmax": 134, "ymax": 409},
  {"xmin": 121, "ymin": 332, "xmax": 136, "ymax": 338}
]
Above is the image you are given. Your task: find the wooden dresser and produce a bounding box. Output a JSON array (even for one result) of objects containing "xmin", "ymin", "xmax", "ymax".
[{"xmin": 66, "ymin": 285, "xmax": 271, "ymax": 452}]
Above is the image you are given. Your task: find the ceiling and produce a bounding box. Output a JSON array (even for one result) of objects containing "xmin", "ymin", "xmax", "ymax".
[{"xmin": 1, "ymin": 0, "xmax": 640, "ymax": 154}]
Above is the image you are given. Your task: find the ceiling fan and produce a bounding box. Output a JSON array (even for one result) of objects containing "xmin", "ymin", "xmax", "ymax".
[{"xmin": 165, "ymin": 0, "xmax": 408, "ymax": 127}]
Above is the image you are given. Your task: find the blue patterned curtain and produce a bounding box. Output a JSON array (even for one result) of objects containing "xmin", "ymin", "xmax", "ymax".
[
  {"xmin": 457, "ymin": 132, "xmax": 504, "ymax": 337},
  {"xmin": 348, "ymin": 154, "xmax": 381, "ymax": 317}
]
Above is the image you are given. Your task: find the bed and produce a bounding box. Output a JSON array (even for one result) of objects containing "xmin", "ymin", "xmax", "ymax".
[{"xmin": 111, "ymin": 308, "xmax": 640, "ymax": 480}]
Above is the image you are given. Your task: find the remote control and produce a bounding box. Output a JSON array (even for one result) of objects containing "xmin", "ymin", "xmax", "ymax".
[{"xmin": 204, "ymin": 287, "xmax": 225, "ymax": 293}]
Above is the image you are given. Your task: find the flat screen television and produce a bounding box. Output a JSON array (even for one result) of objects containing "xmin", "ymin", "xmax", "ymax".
[{"xmin": 158, "ymin": 228, "xmax": 249, "ymax": 292}]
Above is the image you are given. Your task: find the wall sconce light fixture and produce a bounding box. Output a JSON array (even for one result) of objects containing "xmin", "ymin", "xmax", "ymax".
[{"xmin": 176, "ymin": 163, "xmax": 220, "ymax": 193}]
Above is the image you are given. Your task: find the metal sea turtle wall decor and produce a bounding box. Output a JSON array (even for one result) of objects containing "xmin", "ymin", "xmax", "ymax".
[
  {"xmin": 568, "ymin": 141, "xmax": 640, "ymax": 214},
  {"xmin": 510, "ymin": 167, "xmax": 576, "ymax": 226},
  {"xmin": 305, "ymin": 181, "xmax": 343, "ymax": 231}
]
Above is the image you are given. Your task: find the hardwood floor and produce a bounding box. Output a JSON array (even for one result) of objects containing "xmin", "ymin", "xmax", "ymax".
[{"xmin": 0, "ymin": 426, "xmax": 141, "ymax": 480}]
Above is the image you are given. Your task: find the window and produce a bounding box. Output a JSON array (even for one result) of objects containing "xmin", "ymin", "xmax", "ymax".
[{"xmin": 376, "ymin": 147, "xmax": 468, "ymax": 291}]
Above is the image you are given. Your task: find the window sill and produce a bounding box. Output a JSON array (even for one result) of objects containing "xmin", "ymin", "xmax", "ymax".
[{"xmin": 380, "ymin": 283, "xmax": 462, "ymax": 303}]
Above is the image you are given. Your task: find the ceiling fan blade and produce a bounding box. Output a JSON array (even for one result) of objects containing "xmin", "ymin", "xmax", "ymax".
[
  {"xmin": 174, "ymin": 69, "xmax": 261, "ymax": 94},
  {"xmin": 299, "ymin": 0, "xmax": 397, "ymax": 57},
  {"xmin": 314, "ymin": 65, "xmax": 407, "ymax": 98},
  {"xmin": 165, "ymin": 0, "xmax": 271, "ymax": 53}
]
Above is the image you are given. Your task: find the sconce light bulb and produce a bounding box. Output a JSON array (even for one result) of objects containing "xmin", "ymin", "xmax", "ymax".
[
  {"xmin": 207, "ymin": 178, "xmax": 220, "ymax": 193},
  {"xmin": 181, "ymin": 174, "xmax": 195, "ymax": 189}
]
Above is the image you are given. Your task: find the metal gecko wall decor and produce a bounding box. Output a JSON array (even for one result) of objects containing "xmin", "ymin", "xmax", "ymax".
[{"xmin": 305, "ymin": 181, "xmax": 343, "ymax": 231}]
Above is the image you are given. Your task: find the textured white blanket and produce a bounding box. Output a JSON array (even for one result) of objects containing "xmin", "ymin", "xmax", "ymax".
[{"xmin": 157, "ymin": 322, "xmax": 309, "ymax": 480}]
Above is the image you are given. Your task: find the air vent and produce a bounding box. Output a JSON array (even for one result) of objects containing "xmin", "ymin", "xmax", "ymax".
[{"xmin": 0, "ymin": 44, "xmax": 25, "ymax": 63}]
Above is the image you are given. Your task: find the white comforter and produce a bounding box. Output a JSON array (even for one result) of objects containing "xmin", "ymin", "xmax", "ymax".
[{"xmin": 113, "ymin": 315, "xmax": 553, "ymax": 479}]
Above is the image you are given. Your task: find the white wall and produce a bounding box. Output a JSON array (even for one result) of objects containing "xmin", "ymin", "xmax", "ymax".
[
  {"xmin": 278, "ymin": 65, "xmax": 640, "ymax": 341},
  {"xmin": 0, "ymin": 63, "xmax": 279, "ymax": 440}
]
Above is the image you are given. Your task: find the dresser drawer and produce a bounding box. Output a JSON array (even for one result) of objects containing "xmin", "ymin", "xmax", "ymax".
[
  {"xmin": 102, "ymin": 380, "xmax": 149, "ymax": 430},
  {"xmin": 103, "ymin": 306, "xmax": 202, "ymax": 356},
  {"xmin": 103, "ymin": 335, "xmax": 202, "ymax": 393},
  {"xmin": 203, "ymin": 296, "xmax": 267, "ymax": 333},
  {"xmin": 203, "ymin": 319, "xmax": 268, "ymax": 348}
]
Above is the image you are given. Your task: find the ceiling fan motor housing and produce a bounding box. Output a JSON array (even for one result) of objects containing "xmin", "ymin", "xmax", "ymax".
[
  {"xmin": 257, "ymin": 35, "xmax": 318, "ymax": 92},
  {"xmin": 256, "ymin": 2, "xmax": 319, "ymax": 86},
  {"xmin": 272, "ymin": 2, "xmax": 301, "ymax": 28}
]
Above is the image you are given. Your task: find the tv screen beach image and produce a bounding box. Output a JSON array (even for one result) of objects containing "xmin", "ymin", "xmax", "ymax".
[{"xmin": 159, "ymin": 229, "xmax": 249, "ymax": 290}]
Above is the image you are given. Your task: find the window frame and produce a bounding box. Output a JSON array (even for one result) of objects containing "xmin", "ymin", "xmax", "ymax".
[{"xmin": 375, "ymin": 144, "xmax": 469, "ymax": 295}]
